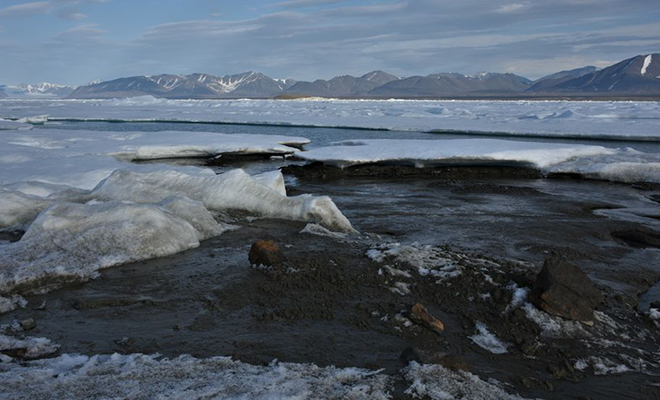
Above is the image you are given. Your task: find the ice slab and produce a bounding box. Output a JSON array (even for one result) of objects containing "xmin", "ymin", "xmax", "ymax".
[{"xmin": 298, "ymin": 138, "xmax": 660, "ymax": 183}]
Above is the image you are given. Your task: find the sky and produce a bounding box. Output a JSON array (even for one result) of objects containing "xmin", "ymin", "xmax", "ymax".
[{"xmin": 0, "ymin": 0, "xmax": 659, "ymax": 85}]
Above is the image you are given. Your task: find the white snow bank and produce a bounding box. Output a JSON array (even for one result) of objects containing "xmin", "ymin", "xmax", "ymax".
[
  {"xmin": 0, "ymin": 353, "xmax": 391, "ymax": 400},
  {"xmin": 2, "ymin": 98, "xmax": 660, "ymax": 141},
  {"xmin": 298, "ymin": 139, "xmax": 660, "ymax": 183},
  {"xmin": 469, "ymin": 322, "xmax": 509, "ymax": 354},
  {"xmin": 404, "ymin": 361, "xmax": 528, "ymax": 399}
]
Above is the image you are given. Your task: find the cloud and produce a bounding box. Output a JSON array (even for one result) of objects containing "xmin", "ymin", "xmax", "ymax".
[
  {"xmin": 1, "ymin": 0, "xmax": 659, "ymax": 84},
  {"xmin": 0, "ymin": 2, "xmax": 51, "ymax": 18},
  {"xmin": 496, "ymin": 3, "xmax": 530, "ymax": 13},
  {"xmin": 276, "ymin": 0, "xmax": 346, "ymax": 9},
  {"xmin": 0, "ymin": 0, "xmax": 108, "ymax": 19},
  {"xmin": 58, "ymin": 11, "xmax": 88, "ymax": 20}
]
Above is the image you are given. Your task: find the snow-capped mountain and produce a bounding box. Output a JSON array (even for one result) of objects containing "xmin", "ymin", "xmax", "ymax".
[
  {"xmin": 0, "ymin": 82, "xmax": 75, "ymax": 98},
  {"xmin": 69, "ymin": 72, "xmax": 297, "ymax": 99},
  {"xmin": 538, "ymin": 54, "xmax": 660, "ymax": 94},
  {"xmin": 65, "ymin": 55, "xmax": 660, "ymax": 99},
  {"xmin": 284, "ymin": 71, "xmax": 399, "ymax": 97}
]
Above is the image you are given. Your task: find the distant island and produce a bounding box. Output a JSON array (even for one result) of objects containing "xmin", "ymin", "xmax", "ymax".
[{"xmin": 2, "ymin": 54, "xmax": 659, "ymax": 100}]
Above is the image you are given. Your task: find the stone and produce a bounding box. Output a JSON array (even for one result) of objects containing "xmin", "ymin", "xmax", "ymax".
[
  {"xmin": 249, "ymin": 240, "xmax": 286, "ymax": 266},
  {"xmin": 19, "ymin": 318, "xmax": 36, "ymax": 331},
  {"xmin": 409, "ymin": 303, "xmax": 445, "ymax": 334},
  {"xmin": 531, "ymin": 257, "xmax": 603, "ymax": 322}
]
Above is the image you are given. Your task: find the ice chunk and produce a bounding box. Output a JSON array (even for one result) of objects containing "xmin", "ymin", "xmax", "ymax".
[
  {"xmin": 87, "ymin": 169, "xmax": 354, "ymax": 233},
  {"xmin": 253, "ymin": 170, "xmax": 287, "ymax": 196},
  {"xmin": 0, "ymin": 190, "xmax": 51, "ymax": 229},
  {"xmin": 0, "ymin": 197, "xmax": 233, "ymax": 294}
]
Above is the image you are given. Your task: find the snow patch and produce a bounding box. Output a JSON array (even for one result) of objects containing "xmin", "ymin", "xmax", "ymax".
[
  {"xmin": 0, "ymin": 354, "xmax": 391, "ymax": 399},
  {"xmin": 404, "ymin": 362, "xmax": 528, "ymax": 399},
  {"xmin": 641, "ymin": 55, "xmax": 653, "ymax": 76},
  {"xmin": 0, "ymin": 295, "xmax": 27, "ymax": 315},
  {"xmin": 367, "ymin": 243, "xmax": 463, "ymax": 282},
  {"xmin": 469, "ymin": 322, "xmax": 509, "ymax": 354}
]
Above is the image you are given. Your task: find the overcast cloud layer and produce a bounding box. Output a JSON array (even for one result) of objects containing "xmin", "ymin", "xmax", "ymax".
[{"xmin": 0, "ymin": 0, "xmax": 659, "ymax": 85}]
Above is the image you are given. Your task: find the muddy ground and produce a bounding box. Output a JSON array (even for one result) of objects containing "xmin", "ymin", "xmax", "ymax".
[{"xmin": 2, "ymin": 165, "xmax": 660, "ymax": 399}]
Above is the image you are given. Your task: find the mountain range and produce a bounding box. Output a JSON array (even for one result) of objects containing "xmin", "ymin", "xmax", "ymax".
[
  {"xmin": 1, "ymin": 54, "xmax": 658, "ymax": 99},
  {"xmin": 0, "ymin": 82, "xmax": 75, "ymax": 98}
]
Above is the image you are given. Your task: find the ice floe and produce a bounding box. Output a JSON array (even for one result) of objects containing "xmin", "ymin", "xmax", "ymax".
[
  {"xmin": 298, "ymin": 138, "xmax": 660, "ymax": 183},
  {"xmin": 2, "ymin": 98, "xmax": 660, "ymax": 141}
]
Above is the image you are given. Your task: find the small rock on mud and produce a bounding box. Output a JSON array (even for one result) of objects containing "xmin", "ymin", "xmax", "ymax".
[
  {"xmin": 409, "ymin": 303, "xmax": 445, "ymax": 334},
  {"xmin": 249, "ymin": 240, "xmax": 287, "ymax": 266}
]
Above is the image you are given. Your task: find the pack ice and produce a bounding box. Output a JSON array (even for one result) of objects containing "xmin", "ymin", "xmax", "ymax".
[
  {"xmin": 3, "ymin": 97, "xmax": 660, "ymax": 140},
  {"xmin": 0, "ymin": 128, "xmax": 353, "ymax": 300}
]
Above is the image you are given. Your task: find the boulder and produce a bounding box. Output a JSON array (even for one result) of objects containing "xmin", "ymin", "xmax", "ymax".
[
  {"xmin": 249, "ymin": 240, "xmax": 286, "ymax": 266},
  {"xmin": 531, "ymin": 257, "xmax": 603, "ymax": 322}
]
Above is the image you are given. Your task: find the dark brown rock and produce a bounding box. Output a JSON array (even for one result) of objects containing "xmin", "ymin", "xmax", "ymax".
[
  {"xmin": 249, "ymin": 240, "xmax": 286, "ymax": 266},
  {"xmin": 409, "ymin": 303, "xmax": 445, "ymax": 334},
  {"xmin": 531, "ymin": 257, "xmax": 603, "ymax": 322}
]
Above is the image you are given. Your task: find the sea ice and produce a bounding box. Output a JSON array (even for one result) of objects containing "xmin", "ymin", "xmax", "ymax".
[{"xmin": 3, "ymin": 98, "xmax": 660, "ymax": 140}]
